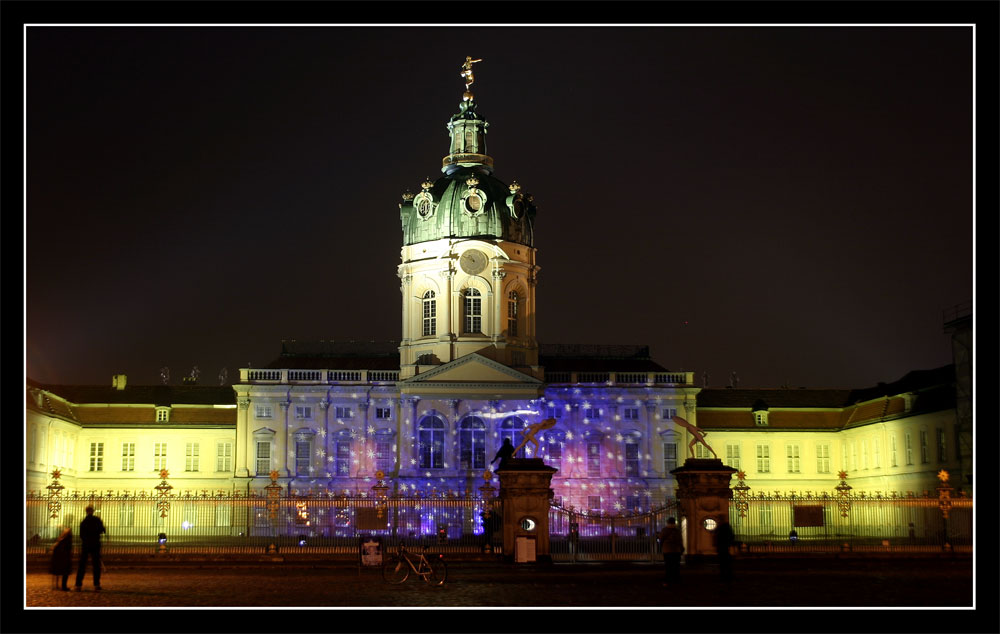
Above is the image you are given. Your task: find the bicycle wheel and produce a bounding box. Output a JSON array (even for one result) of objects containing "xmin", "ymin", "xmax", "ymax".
[
  {"xmin": 382, "ymin": 555, "xmax": 409, "ymax": 584},
  {"xmin": 422, "ymin": 557, "xmax": 447, "ymax": 586}
]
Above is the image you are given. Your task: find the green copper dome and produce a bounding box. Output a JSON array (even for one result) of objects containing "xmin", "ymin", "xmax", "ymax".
[{"xmin": 400, "ymin": 97, "xmax": 536, "ymax": 247}]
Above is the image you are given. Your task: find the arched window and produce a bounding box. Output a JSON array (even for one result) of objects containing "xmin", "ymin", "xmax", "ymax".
[
  {"xmin": 422, "ymin": 291, "xmax": 436, "ymax": 336},
  {"xmin": 507, "ymin": 290, "xmax": 519, "ymax": 337},
  {"xmin": 464, "ymin": 288, "xmax": 482, "ymax": 333},
  {"xmin": 459, "ymin": 417, "xmax": 486, "ymax": 470},
  {"xmin": 418, "ymin": 416, "xmax": 446, "ymax": 469},
  {"xmin": 500, "ymin": 416, "xmax": 527, "ymax": 458}
]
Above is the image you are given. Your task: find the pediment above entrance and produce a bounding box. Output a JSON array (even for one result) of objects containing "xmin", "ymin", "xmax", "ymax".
[{"xmin": 401, "ymin": 353, "xmax": 541, "ymax": 386}]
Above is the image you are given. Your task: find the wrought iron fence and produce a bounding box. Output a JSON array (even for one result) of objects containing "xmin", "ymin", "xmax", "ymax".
[
  {"xmin": 26, "ymin": 491, "xmax": 503, "ymax": 557},
  {"xmin": 548, "ymin": 501, "xmax": 680, "ymax": 562},
  {"xmin": 728, "ymin": 471, "xmax": 972, "ymax": 554}
]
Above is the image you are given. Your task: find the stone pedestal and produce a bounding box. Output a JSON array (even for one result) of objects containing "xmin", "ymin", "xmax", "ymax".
[
  {"xmin": 671, "ymin": 458, "xmax": 737, "ymax": 562},
  {"xmin": 497, "ymin": 458, "xmax": 557, "ymax": 564}
]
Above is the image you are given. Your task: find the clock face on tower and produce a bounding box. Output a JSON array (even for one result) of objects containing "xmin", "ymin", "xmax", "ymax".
[{"xmin": 459, "ymin": 249, "xmax": 488, "ymax": 275}]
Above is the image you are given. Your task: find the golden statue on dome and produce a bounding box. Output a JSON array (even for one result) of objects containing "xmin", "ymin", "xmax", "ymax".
[{"xmin": 460, "ymin": 56, "xmax": 482, "ymax": 98}]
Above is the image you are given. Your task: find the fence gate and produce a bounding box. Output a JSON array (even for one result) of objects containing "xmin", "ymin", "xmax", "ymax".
[{"xmin": 548, "ymin": 501, "xmax": 679, "ymax": 562}]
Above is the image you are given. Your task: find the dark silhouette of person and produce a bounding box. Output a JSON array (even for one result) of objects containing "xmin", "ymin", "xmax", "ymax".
[
  {"xmin": 491, "ymin": 438, "xmax": 515, "ymax": 470},
  {"xmin": 657, "ymin": 517, "xmax": 684, "ymax": 585},
  {"xmin": 715, "ymin": 517, "xmax": 735, "ymax": 583},
  {"xmin": 74, "ymin": 505, "xmax": 106, "ymax": 591},
  {"xmin": 49, "ymin": 527, "xmax": 73, "ymax": 591}
]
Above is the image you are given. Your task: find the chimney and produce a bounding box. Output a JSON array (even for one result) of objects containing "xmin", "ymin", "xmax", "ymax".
[{"xmin": 112, "ymin": 374, "xmax": 127, "ymax": 390}]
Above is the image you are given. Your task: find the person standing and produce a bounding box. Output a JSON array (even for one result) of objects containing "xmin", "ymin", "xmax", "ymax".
[
  {"xmin": 490, "ymin": 438, "xmax": 515, "ymax": 470},
  {"xmin": 715, "ymin": 517, "xmax": 735, "ymax": 583},
  {"xmin": 49, "ymin": 527, "xmax": 73, "ymax": 591},
  {"xmin": 657, "ymin": 517, "xmax": 684, "ymax": 585},
  {"xmin": 74, "ymin": 505, "xmax": 106, "ymax": 591}
]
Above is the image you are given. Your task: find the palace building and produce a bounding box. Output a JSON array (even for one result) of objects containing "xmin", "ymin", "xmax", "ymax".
[{"xmin": 25, "ymin": 68, "xmax": 968, "ymax": 511}]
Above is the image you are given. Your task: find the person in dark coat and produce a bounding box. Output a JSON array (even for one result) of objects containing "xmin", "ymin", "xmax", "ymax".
[
  {"xmin": 49, "ymin": 527, "xmax": 73, "ymax": 591},
  {"xmin": 490, "ymin": 438, "xmax": 515, "ymax": 470},
  {"xmin": 715, "ymin": 517, "xmax": 735, "ymax": 583},
  {"xmin": 657, "ymin": 517, "xmax": 684, "ymax": 585},
  {"xmin": 74, "ymin": 505, "xmax": 106, "ymax": 591}
]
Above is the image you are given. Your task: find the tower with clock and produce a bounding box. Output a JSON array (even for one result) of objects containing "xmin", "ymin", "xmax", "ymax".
[{"xmin": 397, "ymin": 76, "xmax": 539, "ymax": 380}]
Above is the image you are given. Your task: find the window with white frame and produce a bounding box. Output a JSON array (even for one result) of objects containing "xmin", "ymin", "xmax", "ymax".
[
  {"xmin": 375, "ymin": 407, "xmax": 391, "ymax": 420},
  {"xmin": 904, "ymin": 432, "xmax": 913, "ymax": 465},
  {"xmin": 756, "ymin": 445, "xmax": 770, "ymax": 473},
  {"xmin": 662, "ymin": 407, "xmax": 677, "ymax": 421},
  {"xmin": 936, "ymin": 428, "xmax": 946, "ymax": 462},
  {"xmin": 153, "ymin": 442, "xmax": 167, "ymax": 471},
  {"xmin": 694, "ymin": 443, "xmax": 713, "ymax": 459},
  {"xmin": 335, "ymin": 406, "xmax": 353, "ymax": 419},
  {"xmin": 850, "ymin": 441, "xmax": 857, "ymax": 471},
  {"xmin": 623, "ymin": 407, "xmax": 640, "ymax": 421},
  {"xmin": 418, "ymin": 417, "xmax": 445, "ymax": 469},
  {"xmin": 156, "ymin": 408, "xmax": 170, "ymax": 422},
  {"xmin": 89, "ymin": 442, "xmax": 104, "ymax": 472},
  {"xmin": 725, "ymin": 443, "xmax": 741, "ymax": 470},
  {"xmin": 464, "ymin": 288, "xmax": 482, "ymax": 333},
  {"xmin": 890, "ymin": 434, "xmax": 898, "ymax": 467},
  {"xmin": 255, "ymin": 440, "xmax": 271, "ymax": 475},
  {"xmin": 118, "ymin": 504, "xmax": 135, "ymax": 527},
  {"xmin": 583, "ymin": 407, "xmax": 601, "ymax": 420},
  {"xmin": 422, "ymin": 290, "xmax": 437, "ymax": 336},
  {"xmin": 588, "ymin": 495, "xmax": 602, "ymax": 516},
  {"xmin": 624, "ymin": 433, "xmax": 641, "ymax": 476},
  {"xmin": 919, "ymin": 430, "xmax": 928, "ymax": 463},
  {"xmin": 507, "ymin": 290, "xmax": 519, "ymax": 337},
  {"xmin": 294, "ymin": 405, "xmax": 312, "ymax": 420},
  {"xmin": 459, "ymin": 417, "xmax": 487, "ymax": 469},
  {"xmin": 754, "ymin": 411, "xmax": 769, "ymax": 426},
  {"xmin": 295, "ymin": 437, "xmax": 312, "ymax": 476},
  {"xmin": 545, "ymin": 404, "xmax": 564, "ymax": 420},
  {"xmin": 817, "ymin": 444, "xmax": 831, "ymax": 473},
  {"xmin": 873, "ymin": 438, "xmax": 881, "ymax": 468},
  {"xmin": 861, "ymin": 439, "xmax": 868, "ymax": 470},
  {"xmin": 500, "ymin": 417, "xmax": 527, "ymax": 458},
  {"xmin": 663, "ymin": 442, "xmax": 677, "ymax": 473},
  {"xmin": 587, "ymin": 440, "xmax": 601, "ymax": 476},
  {"xmin": 185, "ymin": 443, "xmax": 200, "ymax": 472},
  {"xmin": 121, "ymin": 442, "xmax": 135, "ymax": 472},
  {"xmin": 374, "ymin": 430, "xmax": 394, "ymax": 473},
  {"xmin": 786, "ymin": 444, "xmax": 800, "ymax": 473},
  {"xmin": 256, "ymin": 405, "xmax": 273, "ymax": 419},
  {"xmin": 544, "ymin": 430, "xmax": 565, "ymax": 471},
  {"xmin": 216, "ymin": 442, "xmax": 232, "ymax": 472},
  {"xmin": 333, "ymin": 432, "xmax": 352, "ymax": 476}
]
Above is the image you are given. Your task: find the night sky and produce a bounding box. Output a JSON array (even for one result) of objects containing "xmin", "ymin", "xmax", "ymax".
[{"xmin": 24, "ymin": 24, "xmax": 974, "ymax": 390}]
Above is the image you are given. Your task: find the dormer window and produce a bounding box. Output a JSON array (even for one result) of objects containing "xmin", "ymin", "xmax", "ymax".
[
  {"xmin": 156, "ymin": 407, "xmax": 171, "ymax": 423},
  {"xmin": 751, "ymin": 400, "xmax": 769, "ymax": 426}
]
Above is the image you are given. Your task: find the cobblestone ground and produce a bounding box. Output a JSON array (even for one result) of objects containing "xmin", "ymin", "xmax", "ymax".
[{"xmin": 23, "ymin": 558, "xmax": 974, "ymax": 610}]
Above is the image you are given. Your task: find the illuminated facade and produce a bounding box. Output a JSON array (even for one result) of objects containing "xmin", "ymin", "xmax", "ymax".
[{"xmin": 25, "ymin": 73, "xmax": 965, "ymax": 510}]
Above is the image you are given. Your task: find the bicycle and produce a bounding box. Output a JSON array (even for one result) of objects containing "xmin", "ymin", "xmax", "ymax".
[{"xmin": 382, "ymin": 543, "xmax": 447, "ymax": 585}]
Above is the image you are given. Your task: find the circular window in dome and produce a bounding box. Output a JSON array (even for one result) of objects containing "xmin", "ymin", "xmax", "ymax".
[
  {"xmin": 461, "ymin": 187, "xmax": 487, "ymax": 217},
  {"xmin": 466, "ymin": 194, "xmax": 482, "ymax": 213}
]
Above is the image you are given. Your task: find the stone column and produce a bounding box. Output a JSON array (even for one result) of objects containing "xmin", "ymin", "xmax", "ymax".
[
  {"xmin": 497, "ymin": 458, "xmax": 558, "ymax": 564},
  {"xmin": 402, "ymin": 396, "xmax": 420, "ymax": 474},
  {"xmin": 644, "ymin": 400, "xmax": 657, "ymax": 476},
  {"xmin": 318, "ymin": 398, "xmax": 330, "ymax": 478},
  {"xmin": 236, "ymin": 396, "xmax": 251, "ymax": 478},
  {"xmin": 357, "ymin": 400, "xmax": 370, "ymax": 476},
  {"xmin": 278, "ymin": 400, "xmax": 291, "ymax": 477},
  {"xmin": 672, "ymin": 458, "xmax": 737, "ymax": 563}
]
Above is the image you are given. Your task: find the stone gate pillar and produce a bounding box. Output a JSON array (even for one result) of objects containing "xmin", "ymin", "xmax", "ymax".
[
  {"xmin": 672, "ymin": 458, "xmax": 737, "ymax": 562},
  {"xmin": 497, "ymin": 458, "xmax": 557, "ymax": 564}
]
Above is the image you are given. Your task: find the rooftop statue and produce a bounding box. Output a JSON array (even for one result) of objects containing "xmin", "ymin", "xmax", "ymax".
[
  {"xmin": 460, "ymin": 56, "xmax": 482, "ymax": 92},
  {"xmin": 672, "ymin": 415, "xmax": 718, "ymax": 459}
]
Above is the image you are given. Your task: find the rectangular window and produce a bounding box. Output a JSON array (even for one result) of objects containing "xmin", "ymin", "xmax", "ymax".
[
  {"xmin": 464, "ymin": 291, "xmax": 482, "ymax": 333},
  {"xmin": 873, "ymin": 438, "xmax": 880, "ymax": 468},
  {"xmin": 507, "ymin": 293, "xmax": 518, "ymax": 337},
  {"xmin": 335, "ymin": 406, "xmax": 353, "ymax": 419},
  {"xmin": 153, "ymin": 442, "xmax": 167, "ymax": 471},
  {"xmin": 905, "ymin": 433, "xmax": 913, "ymax": 465},
  {"xmin": 936, "ymin": 428, "xmax": 946, "ymax": 462},
  {"xmin": 587, "ymin": 442, "xmax": 601, "ymax": 476},
  {"xmin": 758, "ymin": 504, "xmax": 773, "ymax": 528},
  {"xmin": 89, "ymin": 442, "xmax": 104, "ymax": 472},
  {"xmin": 623, "ymin": 407, "xmax": 640, "ymax": 421},
  {"xmin": 625, "ymin": 442, "xmax": 640, "ymax": 477},
  {"xmin": 375, "ymin": 407, "xmax": 391, "ymax": 420},
  {"xmin": 584, "ymin": 407, "xmax": 601, "ymax": 420},
  {"xmin": 294, "ymin": 405, "xmax": 312, "ymax": 420},
  {"xmin": 860, "ymin": 440, "xmax": 868, "ymax": 470},
  {"xmin": 817, "ymin": 444, "xmax": 831, "ymax": 474},
  {"xmin": 336, "ymin": 440, "xmax": 353, "ymax": 475},
  {"xmin": 295, "ymin": 440, "xmax": 311, "ymax": 476},
  {"xmin": 786, "ymin": 444, "xmax": 800, "ymax": 473},
  {"xmin": 850, "ymin": 441, "xmax": 857, "ymax": 471},
  {"xmin": 256, "ymin": 405, "xmax": 273, "ymax": 419},
  {"xmin": 256, "ymin": 441, "xmax": 271, "ymax": 475},
  {"xmin": 216, "ymin": 442, "xmax": 232, "ymax": 472},
  {"xmin": 156, "ymin": 409, "xmax": 169, "ymax": 422},
  {"xmin": 626, "ymin": 495, "xmax": 642, "ymax": 512},
  {"xmin": 121, "ymin": 442, "xmax": 135, "ymax": 472},
  {"xmin": 118, "ymin": 504, "xmax": 135, "ymax": 527},
  {"xmin": 546, "ymin": 405, "xmax": 563, "ymax": 419},
  {"xmin": 588, "ymin": 496, "xmax": 602, "ymax": 516},
  {"xmin": 423, "ymin": 294, "xmax": 437, "ymax": 336},
  {"xmin": 663, "ymin": 442, "xmax": 677, "ymax": 473},
  {"xmin": 890, "ymin": 435, "xmax": 898, "ymax": 467},
  {"xmin": 546, "ymin": 441, "xmax": 562, "ymax": 472},
  {"xmin": 694, "ymin": 443, "xmax": 712, "ymax": 459},
  {"xmin": 215, "ymin": 504, "xmax": 232, "ymax": 527},
  {"xmin": 185, "ymin": 443, "xmax": 200, "ymax": 472},
  {"xmin": 725, "ymin": 444, "xmax": 741, "ymax": 470},
  {"xmin": 662, "ymin": 408, "xmax": 677, "ymax": 421},
  {"xmin": 919, "ymin": 431, "xmax": 928, "ymax": 463},
  {"xmin": 756, "ymin": 445, "xmax": 770, "ymax": 473},
  {"xmin": 376, "ymin": 438, "xmax": 394, "ymax": 473}
]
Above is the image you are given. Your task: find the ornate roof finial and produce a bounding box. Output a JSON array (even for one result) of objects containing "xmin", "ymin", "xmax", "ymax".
[{"xmin": 460, "ymin": 56, "xmax": 482, "ymax": 100}]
